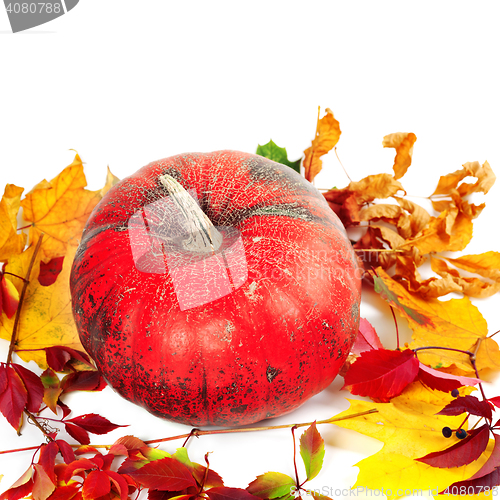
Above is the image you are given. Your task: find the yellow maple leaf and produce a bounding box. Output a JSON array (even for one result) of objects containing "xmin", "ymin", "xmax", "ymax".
[
  {"xmin": 303, "ymin": 107, "xmax": 341, "ymax": 183},
  {"xmin": 373, "ymin": 267, "xmax": 500, "ymax": 373},
  {"xmin": 20, "ymin": 153, "xmax": 106, "ymax": 261},
  {"xmin": 331, "ymin": 384, "xmax": 492, "ymax": 499},
  {"xmin": 382, "ymin": 132, "xmax": 417, "ymax": 180},
  {"xmin": 0, "ymin": 243, "xmax": 84, "ymax": 368},
  {"xmin": 0, "ymin": 184, "xmax": 27, "ymax": 261}
]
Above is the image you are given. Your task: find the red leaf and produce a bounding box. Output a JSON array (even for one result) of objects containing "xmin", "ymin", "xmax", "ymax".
[
  {"xmin": 46, "ymin": 484, "xmax": 81, "ymax": 500},
  {"xmin": 45, "ymin": 347, "xmax": 93, "ymax": 372},
  {"xmin": 81, "ymin": 470, "xmax": 111, "ymax": 500},
  {"xmin": 105, "ymin": 471, "xmax": 130, "ymax": 500},
  {"xmin": 0, "ymin": 273, "xmax": 19, "ymax": 319},
  {"xmin": 61, "ymin": 371, "xmax": 106, "ymax": 394},
  {"xmin": 63, "ymin": 458, "xmax": 97, "ymax": 483},
  {"xmin": 342, "ymin": 348, "xmax": 419, "ymax": 402},
  {"xmin": 75, "ymin": 445, "xmax": 100, "ymax": 456},
  {"xmin": 128, "ymin": 457, "xmax": 196, "ymax": 491},
  {"xmin": 33, "ymin": 464, "xmax": 56, "ymax": 500},
  {"xmin": 38, "ymin": 257, "xmax": 65, "ymax": 286},
  {"xmin": 437, "ymin": 395, "xmax": 493, "ymax": 420},
  {"xmin": 417, "ymin": 424, "xmax": 490, "ymax": 468},
  {"xmin": 0, "ymin": 365, "xmax": 28, "ymax": 430},
  {"xmin": 12, "ymin": 363, "xmax": 44, "ymax": 413},
  {"xmin": 56, "ymin": 439, "xmax": 76, "ymax": 464},
  {"xmin": 38, "ymin": 442, "xmax": 60, "ymax": 485},
  {"xmin": 0, "ymin": 479, "xmax": 34, "ymax": 500},
  {"xmin": 191, "ymin": 464, "xmax": 224, "ymax": 489},
  {"xmin": 351, "ymin": 318, "xmax": 384, "ymax": 354},
  {"xmin": 205, "ymin": 487, "xmax": 259, "ymax": 500},
  {"xmin": 66, "ymin": 414, "xmax": 126, "ymax": 435},
  {"xmin": 112, "ymin": 435, "xmax": 148, "ymax": 453},
  {"xmin": 58, "ymin": 400, "xmax": 72, "ymax": 419},
  {"xmin": 65, "ymin": 423, "xmax": 90, "ymax": 445},
  {"xmin": 0, "ymin": 365, "xmax": 8, "ymax": 394},
  {"xmin": 417, "ymin": 364, "xmax": 482, "ymax": 393},
  {"xmin": 489, "ymin": 396, "xmax": 500, "ymax": 408}
]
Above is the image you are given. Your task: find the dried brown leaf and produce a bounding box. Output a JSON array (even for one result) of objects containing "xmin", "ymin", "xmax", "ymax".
[{"xmin": 382, "ymin": 132, "xmax": 417, "ymax": 179}]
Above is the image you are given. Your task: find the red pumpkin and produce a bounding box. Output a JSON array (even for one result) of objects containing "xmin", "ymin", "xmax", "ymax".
[{"xmin": 70, "ymin": 151, "xmax": 361, "ymax": 427}]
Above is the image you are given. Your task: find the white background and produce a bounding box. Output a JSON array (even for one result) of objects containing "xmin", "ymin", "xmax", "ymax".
[{"xmin": 1, "ymin": 1, "xmax": 499, "ymax": 498}]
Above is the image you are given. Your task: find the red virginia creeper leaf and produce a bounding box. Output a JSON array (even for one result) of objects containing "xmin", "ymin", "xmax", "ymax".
[
  {"xmin": 63, "ymin": 458, "xmax": 97, "ymax": 483},
  {"xmin": 0, "ymin": 365, "xmax": 7, "ymax": 394},
  {"xmin": 437, "ymin": 395, "xmax": 493, "ymax": 419},
  {"xmin": 342, "ymin": 348, "xmax": 419, "ymax": 402},
  {"xmin": 75, "ymin": 445, "xmax": 100, "ymax": 456},
  {"xmin": 66, "ymin": 413, "xmax": 126, "ymax": 435},
  {"xmin": 191, "ymin": 464, "xmax": 224, "ymax": 489},
  {"xmin": 45, "ymin": 346, "xmax": 93, "ymax": 372},
  {"xmin": 488, "ymin": 396, "xmax": 500, "ymax": 408},
  {"xmin": 33, "ymin": 464, "xmax": 56, "ymax": 500},
  {"xmin": 38, "ymin": 441, "xmax": 60, "ymax": 485},
  {"xmin": 0, "ymin": 364, "xmax": 28, "ymax": 430},
  {"xmin": 417, "ymin": 424, "xmax": 490, "ymax": 468},
  {"xmin": 65, "ymin": 423, "xmax": 90, "ymax": 445},
  {"xmin": 206, "ymin": 487, "xmax": 260, "ymax": 500},
  {"xmin": 417, "ymin": 363, "xmax": 482, "ymax": 393},
  {"xmin": 105, "ymin": 471, "xmax": 131, "ymax": 500},
  {"xmin": 61, "ymin": 371, "xmax": 106, "ymax": 394},
  {"xmin": 12, "ymin": 363, "xmax": 44, "ymax": 413},
  {"xmin": 38, "ymin": 257, "xmax": 65, "ymax": 286},
  {"xmin": 46, "ymin": 484, "xmax": 80, "ymax": 500},
  {"xmin": 299, "ymin": 422, "xmax": 325, "ymax": 481},
  {"xmin": 246, "ymin": 472, "xmax": 296, "ymax": 499},
  {"xmin": 81, "ymin": 470, "xmax": 111, "ymax": 500},
  {"xmin": 0, "ymin": 479, "xmax": 34, "ymax": 500},
  {"xmin": 128, "ymin": 457, "xmax": 196, "ymax": 491},
  {"xmin": 55, "ymin": 439, "xmax": 76, "ymax": 464},
  {"xmin": 111, "ymin": 435, "xmax": 148, "ymax": 454},
  {"xmin": 351, "ymin": 317, "xmax": 384, "ymax": 354}
]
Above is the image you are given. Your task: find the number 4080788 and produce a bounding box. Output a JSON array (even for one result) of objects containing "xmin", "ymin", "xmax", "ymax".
[{"xmin": 5, "ymin": 3, "xmax": 62, "ymax": 14}]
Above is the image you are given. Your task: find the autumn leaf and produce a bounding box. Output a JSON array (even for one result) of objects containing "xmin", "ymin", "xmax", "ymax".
[
  {"xmin": 350, "ymin": 317, "xmax": 384, "ymax": 355},
  {"xmin": 382, "ymin": 132, "xmax": 417, "ymax": 180},
  {"xmin": 373, "ymin": 268, "xmax": 500, "ymax": 374},
  {"xmin": 430, "ymin": 256, "xmax": 500, "ymax": 298},
  {"xmin": 303, "ymin": 107, "xmax": 341, "ymax": 182},
  {"xmin": 331, "ymin": 384, "xmax": 492, "ymax": 499},
  {"xmin": 65, "ymin": 414, "xmax": 126, "ymax": 435},
  {"xmin": 417, "ymin": 364, "xmax": 482, "ymax": 393},
  {"xmin": 0, "ymin": 364, "xmax": 27, "ymax": 430},
  {"xmin": 256, "ymin": 140, "xmax": 301, "ymax": 174},
  {"xmin": 20, "ymin": 153, "xmax": 117, "ymax": 262},
  {"xmin": 299, "ymin": 422, "xmax": 325, "ymax": 481},
  {"xmin": 205, "ymin": 487, "xmax": 260, "ymax": 500},
  {"xmin": 436, "ymin": 395, "xmax": 492, "ymax": 420},
  {"xmin": 0, "ymin": 271, "xmax": 20, "ymax": 319},
  {"xmin": 246, "ymin": 472, "xmax": 296, "ymax": 499},
  {"xmin": 0, "ymin": 244, "xmax": 84, "ymax": 369},
  {"xmin": 342, "ymin": 348, "xmax": 420, "ymax": 402},
  {"xmin": 444, "ymin": 251, "xmax": 500, "ymax": 282},
  {"xmin": 0, "ymin": 184, "xmax": 27, "ymax": 261}
]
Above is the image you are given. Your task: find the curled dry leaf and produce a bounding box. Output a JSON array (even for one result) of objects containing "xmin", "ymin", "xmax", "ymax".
[
  {"xmin": 303, "ymin": 107, "xmax": 341, "ymax": 183},
  {"xmin": 382, "ymin": 132, "xmax": 417, "ymax": 180}
]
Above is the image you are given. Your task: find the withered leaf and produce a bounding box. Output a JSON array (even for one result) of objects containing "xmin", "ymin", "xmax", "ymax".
[{"xmin": 382, "ymin": 132, "xmax": 417, "ymax": 180}]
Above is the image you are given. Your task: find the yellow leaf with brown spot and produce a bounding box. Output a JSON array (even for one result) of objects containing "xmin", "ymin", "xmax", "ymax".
[
  {"xmin": 21, "ymin": 153, "xmax": 103, "ymax": 261},
  {"xmin": 331, "ymin": 384, "xmax": 488, "ymax": 500},
  {"xmin": 303, "ymin": 107, "xmax": 341, "ymax": 182},
  {"xmin": 0, "ymin": 184, "xmax": 27, "ymax": 261},
  {"xmin": 432, "ymin": 160, "xmax": 495, "ymax": 197},
  {"xmin": 382, "ymin": 132, "xmax": 417, "ymax": 179},
  {"xmin": 431, "ymin": 256, "xmax": 500, "ymax": 298},
  {"xmin": 372, "ymin": 267, "xmax": 499, "ymax": 373},
  {"xmin": 0, "ymin": 244, "xmax": 84, "ymax": 368}
]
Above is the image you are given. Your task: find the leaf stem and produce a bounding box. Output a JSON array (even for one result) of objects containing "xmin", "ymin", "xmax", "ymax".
[
  {"xmin": 6, "ymin": 235, "xmax": 44, "ymax": 365},
  {"xmin": 24, "ymin": 409, "xmax": 55, "ymax": 441},
  {"xmin": 389, "ymin": 306, "xmax": 400, "ymax": 350},
  {"xmin": 291, "ymin": 425, "xmax": 301, "ymax": 492},
  {"xmin": 334, "ymin": 146, "xmax": 352, "ymax": 183}
]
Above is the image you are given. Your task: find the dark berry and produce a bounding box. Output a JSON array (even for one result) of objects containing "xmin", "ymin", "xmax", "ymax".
[
  {"xmin": 451, "ymin": 389, "xmax": 460, "ymax": 397},
  {"xmin": 456, "ymin": 429, "xmax": 467, "ymax": 439},
  {"xmin": 442, "ymin": 426, "xmax": 453, "ymax": 438}
]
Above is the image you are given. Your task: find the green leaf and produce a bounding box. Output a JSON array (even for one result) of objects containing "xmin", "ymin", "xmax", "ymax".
[
  {"xmin": 256, "ymin": 140, "xmax": 301, "ymax": 173},
  {"xmin": 246, "ymin": 472, "xmax": 296, "ymax": 499},
  {"xmin": 299, "ymin": 422, "xmax": 325, "ymax": 481}
]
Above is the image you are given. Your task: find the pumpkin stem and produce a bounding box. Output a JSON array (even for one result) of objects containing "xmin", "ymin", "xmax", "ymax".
[{"xmin": 158, "ymin": 174, "xmax": 223, "ymax": 253}]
